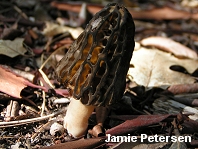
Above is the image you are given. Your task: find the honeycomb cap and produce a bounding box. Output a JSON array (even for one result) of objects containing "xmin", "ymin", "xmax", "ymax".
[{"xmin": 56, "ymin": 3, "xmax": 135, "ymax": 106}]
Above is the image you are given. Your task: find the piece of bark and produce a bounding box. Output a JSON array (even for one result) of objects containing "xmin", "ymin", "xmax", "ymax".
[{"xmin": 5, "ymin": 100, "xmax": 20, "ymax": 121}]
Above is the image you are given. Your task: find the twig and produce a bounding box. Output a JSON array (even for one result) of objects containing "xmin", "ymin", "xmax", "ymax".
[
  {"xmin": 40, "ymin": 81, "xmax": 46, "ymax": 116},
  {"xmin": 0, "ymin": 108, "xmax": 66, "ymax": 128},
  {"xmin": 39, "ymin": 46, "xmax": 66, "ymax": 70},
  {"xmin": 0, "ymin": 7, "xmax": 12, "ymax": 14},
  {"xmin": 0, "ymin": 16, "xmax": 44, "ymax": 28},
  {"xmin": 39, "ymin": 69, "xmax": 54, "ymax": 89},
  {"xmin": 13, "ymin": 5, "xmax": 28, "ymax": 19},
  {"xmin": 31, "ymin": 119, "xmax": 56, "ymax": 140}
]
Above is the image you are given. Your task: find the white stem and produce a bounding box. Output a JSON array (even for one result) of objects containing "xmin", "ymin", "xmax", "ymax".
[{"xmin": 64, "ymin": 98, "xmax": 95, "ymax": 137}]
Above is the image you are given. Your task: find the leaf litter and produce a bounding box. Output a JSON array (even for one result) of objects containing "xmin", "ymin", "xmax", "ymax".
[{"xmin": 0, "ymin": 0, "xmax": 198, "ymax": 149}]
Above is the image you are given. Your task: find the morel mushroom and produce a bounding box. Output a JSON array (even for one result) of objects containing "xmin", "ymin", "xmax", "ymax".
[{"xmin": 56, "ymin": 3, "xmax": 135, "ymax": 138}]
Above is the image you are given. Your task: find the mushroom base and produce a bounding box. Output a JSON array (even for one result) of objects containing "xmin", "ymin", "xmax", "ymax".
[{"xmin": 64, "ymin": 98, "xmax": 95, "ymax": 138}]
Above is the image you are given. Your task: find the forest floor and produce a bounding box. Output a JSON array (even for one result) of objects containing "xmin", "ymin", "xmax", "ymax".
[{"xmin": 0, "ymin": 0, "xmax": 198, "ymax": 148}]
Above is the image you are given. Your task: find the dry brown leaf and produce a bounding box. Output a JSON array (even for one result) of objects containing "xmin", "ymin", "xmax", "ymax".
[
  {"xmin": 42, "ymin": 21, "xmax": 83, "ymax": 39},
  {"xmin": 128, "ymin": 45, "xmax": 198, "ymax": 89},
  {"xmin": 50, "ymin": 1, "xmax": 102, "ymax": 14},
  {"xmin": 51, "ymin": 2, "xmax": 198, "ymax": 20},
  {"xmin": 106, "ymin": 114, "xmax": 170, "ymax": 136},
  {"xmin": 0, "ymin": 38, "xmax": 27, "ymax": 57},
  {"xmin": 0, "ymin": 66, "xmax": 46, "ymax": 98},
  {"xmin": 128, "ymin": 6, "xmax": 198, "ymax": 20},
  {"xmin": 181, "ymin": 0, "xmax": 198, "ymax": 8},
  {"xmin": 168, "ymin": 83, "xmax": 198, "ymax": 95},
  {"xmin": 0, "ymin": 66, "xmax": 28, "ymax": 98},
  {"xmin": 140, "ymin": 36, "xmax": 198, "ymax": 59}
]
